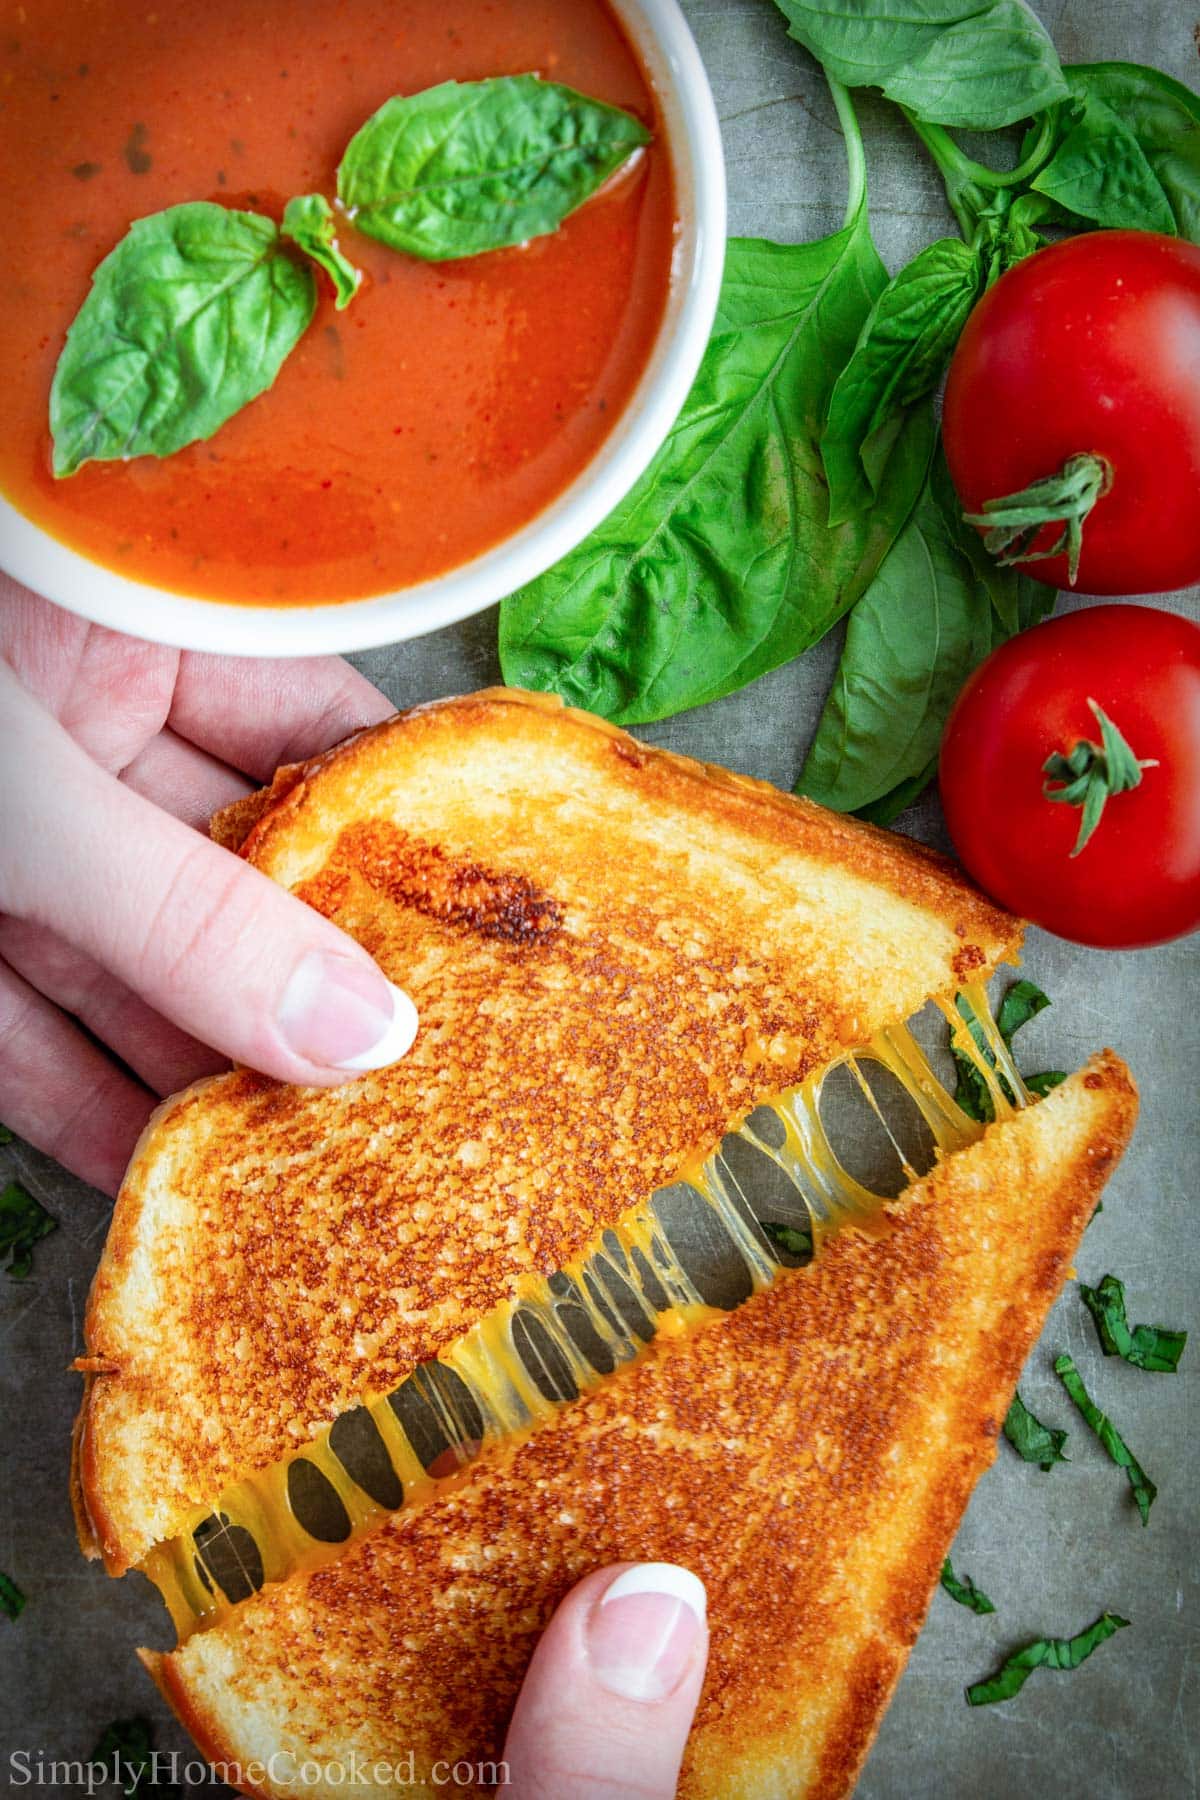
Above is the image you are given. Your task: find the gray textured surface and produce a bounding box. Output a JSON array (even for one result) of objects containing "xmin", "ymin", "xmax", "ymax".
[{"xmin": 2, "ymin": 2, "xmax": 1199, "ymax": 1796}]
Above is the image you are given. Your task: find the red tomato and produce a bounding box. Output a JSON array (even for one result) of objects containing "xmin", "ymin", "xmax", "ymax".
[
  {"xmin": 939, "ymin": 605, "xmax": 1200, "ymax": 948},
  {"xmin": 943, "ymin": 231, "xmax": 1200, "ymax": 595}
]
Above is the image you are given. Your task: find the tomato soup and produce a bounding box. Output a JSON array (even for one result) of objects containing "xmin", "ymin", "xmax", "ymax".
[{"xmin": 0, "ymin": 0, "xmax": 675, "ymax": 604}]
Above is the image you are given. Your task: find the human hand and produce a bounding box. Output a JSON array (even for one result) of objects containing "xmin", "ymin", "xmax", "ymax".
[
  {"xmin": 0, "ymin": 581, "xmax": 416, "ymax": 1195},
  {"xmin": 503, "ymin": 1563, "xmax": 709, "ymax": 1798}
]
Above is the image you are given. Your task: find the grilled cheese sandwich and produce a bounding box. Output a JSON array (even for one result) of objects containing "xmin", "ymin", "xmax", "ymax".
[{"xmin": 72, "ymin": 689, "xmax": 1137, "ymax": 1796}]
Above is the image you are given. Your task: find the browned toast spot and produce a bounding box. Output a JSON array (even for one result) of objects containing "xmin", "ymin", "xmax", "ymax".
[{"xmin": 301, "ymin": 820, "xmax": 564, "ymax": 947}]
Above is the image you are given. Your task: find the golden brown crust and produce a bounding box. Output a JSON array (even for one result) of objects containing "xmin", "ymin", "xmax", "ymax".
[
  {"xmin": 68, "ymin": 1389, "xmax": 99, "ymax": 1560},
  {"xmin": 155, "ymin": 1056, "xmax": 1136, "ymax": 1800},
  {"xmin": 79, "ymin": 688, "xmax": 1023, "ymax": 1572}
]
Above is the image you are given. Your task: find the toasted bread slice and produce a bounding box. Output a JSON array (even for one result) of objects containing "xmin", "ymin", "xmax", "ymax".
[
  {"xmin": 76, "ymin": 690, "xmax": 1021, "ymax": 1575},
  {"xmin": 145, "ymin": 1054, "xmax": 1136, "ymax": 1800}
]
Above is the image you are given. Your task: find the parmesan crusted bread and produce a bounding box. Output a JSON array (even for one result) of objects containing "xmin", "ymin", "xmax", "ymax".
[
  {"xmin": 75, "ymin": 689, "xmax": 1022, "ymax": 1575},
  {"xmin": 146, "ymin": 1054, "xmax": 1137, "ymax": 1800}
]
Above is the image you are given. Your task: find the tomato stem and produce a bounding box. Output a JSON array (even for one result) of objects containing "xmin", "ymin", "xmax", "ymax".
[
  {"xmin": 1042, "ymin": 699, "xmax": 1158, "ymax": 857},
  {"xmin": 963, "ymin": 451, "xmax": 1112, "ymax": 586}
]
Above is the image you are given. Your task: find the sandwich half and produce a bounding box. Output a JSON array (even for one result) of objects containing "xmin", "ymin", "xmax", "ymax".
[{"xmin": 72, "ymin": 689, "xmax": 1137, "ymax": 1797}]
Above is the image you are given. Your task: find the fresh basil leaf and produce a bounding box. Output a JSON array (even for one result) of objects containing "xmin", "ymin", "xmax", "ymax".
[
  {"xmin": 1, "ymin": 1181, "xmax": 57, "ymax": 1279},
  {"xmin": 1054, "ymin": 1353, "xmax": 1157, "ymax": 1525},
  {"xmin": 50, "ymin": 202, "xmax": 316, "ymax": 477},
  {"xmin": 1063, "ymin": 64, "xmax": 1200, "ymax": 242},
  {"xmin": 773, "ymin": 0, "xmax": 1066, "ymax": 130},
  {"xmin": 762, "ymin": 1220, "xmax": 814, "ymax": 1260},
  {"xmin": 93, "ymin": 1717, "xmax": 180, "ymax": 1799},
  {"xmin": 1079, "ymin": 1274, "xmax": 1188, "ymax": 1374},
  {"xmin": 823, "ymin": 238, "xmax": 984, "ymax": 524},
  {"xmin": 853, "ymin": 758, "xmax": 938, "ymax": 828},
  {"xmin": 1030, "ymin": 92, "xmax": 1176, "ymax": 235},
  {"xmin": 797, "ymin": 453, "xmax": 1037, "ymax": 818},
  {"xmin": 338, "ymin": 77, "xmax": 648, "ymax": 261},
  {"xmin": 966, "ymin": 1612, "xmax": 1129, "ymax": 1706},
  {"xmin": 282, "ymin": 193, "xmax": 361, "ymax": 309},
  {"xmin": 0, "ymin": 1572, "xmax": 25, "ymax": 1621},
  {"xmin": 941, "ymin": 1557, "xmax": 996, "ymax": 1615},
  {"xmin": 500, "ymin": 221, "xmax": 934, "ymax": 724},
  {"xmin": 0, "ymin": 1122, "xmax": 11, "ymax": 1144},
  {"xmin": 1003, "ymin": 1392, "xmax": 1068, "ymax": 1471}
]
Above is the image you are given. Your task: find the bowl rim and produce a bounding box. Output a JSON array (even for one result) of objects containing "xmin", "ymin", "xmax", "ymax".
[{"xmin": 0, "ymin": 0, "xmax": 726, "ymax": 658}]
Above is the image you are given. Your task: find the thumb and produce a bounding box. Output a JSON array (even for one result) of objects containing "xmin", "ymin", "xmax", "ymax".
[
  {"xmin": 0, "ymin": 663, "xmax": 417, "ymax": 1087},
  {"xmin": 503, "ymin": 1564, "xmax": 708, "ymax": 1799}
]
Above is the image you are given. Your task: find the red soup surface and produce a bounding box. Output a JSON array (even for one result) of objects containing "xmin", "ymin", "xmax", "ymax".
[{"xmin": 0, "ymin": 0, "xmax": 675, "ymax": 604}]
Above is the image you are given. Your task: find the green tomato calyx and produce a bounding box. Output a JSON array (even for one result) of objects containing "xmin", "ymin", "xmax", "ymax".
[
  {"xmin": 1042, "ymin": 697, "xmax": 1158, "ymax": 857},
  {"xmin": 964, "ymin": 451, "xmax": 1113, "ymax": 585}
]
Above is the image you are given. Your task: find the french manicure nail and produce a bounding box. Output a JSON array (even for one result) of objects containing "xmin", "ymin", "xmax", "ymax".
[
  {"xmin": 277, "ymin": 951, "xmax": 418, "ymax": 1071},
  {"xmin": 585, "ymin": 1564, "xmax": 707, "ymax": 1703}
]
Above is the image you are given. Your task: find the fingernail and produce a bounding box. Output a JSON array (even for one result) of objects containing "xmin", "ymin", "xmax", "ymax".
[
  {"xmin": 585, "ymin": 1564, "xmax": 707, "ymax": 1703},
  {"xmin": 277, "ymin": 952, "xmax": 418, "ymax": 1071}
]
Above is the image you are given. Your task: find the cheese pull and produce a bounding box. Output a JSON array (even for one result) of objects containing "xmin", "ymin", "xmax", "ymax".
[{"xmin": 142, "ymin": 989, "xmax": 1023, "ymax": 1643}]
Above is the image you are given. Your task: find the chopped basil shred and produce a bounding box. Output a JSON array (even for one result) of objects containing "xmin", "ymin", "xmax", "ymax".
[
  {"xmin": 761, "ymin": 1220, "xmax": 814, "ymax": 1261},
  {"xmin": 940, "ymin": 1557, "xmax": 995, "ymax": 1615},
  {"xmin": 966, "ymin": 1612, "xmax": 1129, "ymax": 1706},
  {"xmin": 1079, "ymin": 1274, "xmax": 1187, "ymax": 1373},
  {"xmin": 92, "ymin": 1718, "xmax": 180, "ymax": 1800},
  {"xmin": 1054, "ymin": 1354, "xmax": 1157, "ymax": 1525},
  {"xmin": 0, "ymin": 1123, "xmax": 12, "ymax": 1144},
  {"xmin": 1003, "ymin": 1392, "xmax": 1068, "ymax": 1471},
  {"xmin": 951, "ymin": 979, "xmax": 1065, "ymax": 1124},
  {"xmin": 0, "ymin": 1572, "xmax": 25, "ymax": 1621},
  {"xmin": 0, "ymin": 1180, "xmax": 57, "ymax": 1279}
]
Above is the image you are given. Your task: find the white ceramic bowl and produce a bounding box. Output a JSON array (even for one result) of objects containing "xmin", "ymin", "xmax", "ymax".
[{"xmin": 0, "ymin": 0, "xmax": 725, "ymax": 658}]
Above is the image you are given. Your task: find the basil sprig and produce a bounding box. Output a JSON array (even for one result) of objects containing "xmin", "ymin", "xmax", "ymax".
[
  {"xmin": 1, "ymin": 1180, "xmax": 57, "ymax": 1279},
  {"xmin": 966, "ymin": 1612, "xmax": 1129, "ymax": 1707},
  {"xmin": 762, "ymin": 1220, "xmax": 814, "ymax": 1263},
  {"xmin": 51, "ymin": 203, "xmax": 317, "ymax": 476},
  {"xmin": 50, "ymin": 77, "xmax": 648, "ymax": 475},
  {"xmin": 1054, "ymin": 1354, "xmax": 1158, "ymax": 1526},
  {"xmin": 1003, "ymin": 1392, "xmax": 1068, "ymax": 1472},
  {"xmin": 940, "ymin": 1557, "xmax": 995, "ymax": 1616},
  {"xmin": 500, "ymin": 82, "xmax": 934, "ymax": 724},
  {"xmin": 1079, "ymin": 1275, "xmax": 1188, "ymax": 1374},
  {"xmin": 338, "ymin": 77, "xmax": 649, "ymax": 261}
]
